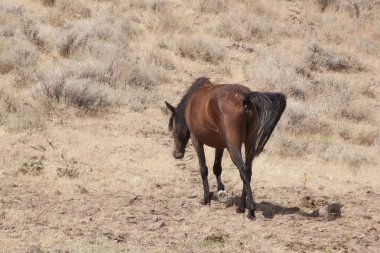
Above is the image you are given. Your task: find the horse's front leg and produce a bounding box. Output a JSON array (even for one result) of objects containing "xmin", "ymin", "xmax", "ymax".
[
  {"xmin": 190, "ymin": 134, "xmax": 211, "ymax": 205},
  {"xmin": 213, "ymin": 148, "xmax": 225, "ymax": 191}
]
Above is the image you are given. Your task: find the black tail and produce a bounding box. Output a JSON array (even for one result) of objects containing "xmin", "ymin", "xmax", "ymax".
[{"xmin": 243, "ymin": 92, "xmax": 286, "ymax": 157}]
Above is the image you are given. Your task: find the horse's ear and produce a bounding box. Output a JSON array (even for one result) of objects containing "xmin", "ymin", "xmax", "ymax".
[{"xmin": 165, "ymin": 101, "xmax": 175, "ymax": 113}]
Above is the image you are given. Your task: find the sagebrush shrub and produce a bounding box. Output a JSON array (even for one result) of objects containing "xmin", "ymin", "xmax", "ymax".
[{"xmin": 177, "ymin": 36, "xmax": 224, "ymax": 63}]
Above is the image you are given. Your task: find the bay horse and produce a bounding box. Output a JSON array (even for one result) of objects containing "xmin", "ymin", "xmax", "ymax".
[{"xmin": 165, "ymin": 77, "xmax": 286, "ymax": 219}]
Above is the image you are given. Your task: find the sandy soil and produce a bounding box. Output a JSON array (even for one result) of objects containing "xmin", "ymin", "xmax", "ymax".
[{"xmin": 1, "ymin": 106, "xmax": 379, "ymax": 253}]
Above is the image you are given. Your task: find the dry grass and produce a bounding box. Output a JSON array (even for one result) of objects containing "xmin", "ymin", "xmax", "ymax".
[
  {"xmin": 0, "ymin": 0, "xmax": 378, "ymax": 167},
  {"xmin": 177, "ymin": 35, "xmax": 224, "ymax": 63},
  {"xmin": 56, "ymin": 0, "xmax": 91, "ymax": 19},
  {"xmin": 18, "ymin": 158, "xmax": 45, "ymax": 175},
  {"xmin": 0, "ymin": 1, "xmax": 380, "ymax": 252},
  {"xmin": 41, "ymin": 0, "xmax": 55, "ymax": 6},
  {"xmin": 305, "ymin": 43, "xmax": 364, "ymax": 72}
]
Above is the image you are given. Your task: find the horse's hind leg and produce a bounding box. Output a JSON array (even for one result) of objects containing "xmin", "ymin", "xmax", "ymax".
[
  {"xmin": 213, "ymin": 148, "xmax": 225, "ymax": 191},
  {"xmin": 229, "ymin": 147, "xmax": 256, "ymax": 220},
  {"xmin": 236, "ymin": 146, "xmax": 255, "ymax": 214},
  {"xmin": 190, "ymin": 134, "xmax": 211, "ymax": 205}
]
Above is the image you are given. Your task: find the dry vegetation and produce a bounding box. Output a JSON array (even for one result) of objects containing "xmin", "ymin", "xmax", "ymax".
[{"xmin": 0, "ymin": 0, "xmax": 379, "ymax": 252}]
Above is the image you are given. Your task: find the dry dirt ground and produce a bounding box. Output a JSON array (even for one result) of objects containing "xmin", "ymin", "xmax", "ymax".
[
  {"xmin": 1, "ymin": 105, "xmax": 379, "ymax": 253},
  {"xmin": 1, "ymin": 0, "xmax": 380, "ymax": 252}
]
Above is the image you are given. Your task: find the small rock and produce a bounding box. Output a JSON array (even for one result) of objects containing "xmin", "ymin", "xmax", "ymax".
[
  {"xmin": 152, "ymin": 215, "xmax": 159, "ymax": 222},
  {"xmin": 158, "ymin": 220, "xmax": 166, "ymax": 228},
  {"xmin": 102, "ymin": 229, "xmax": 115, "ymax": 240},
  {"xmin": 116, "ymin": 233, "xmax": 128, "ymax": 243},
  {"xmin": 149, "ymin": 220, "xmax": 166, "ymax": 231},
  {"xmin": 263, "ymin": 233, "xmax": 273, "ymax": 239},
  {"xmin": 327, "ymin": 203, "xmax": 342, "ymax": 215},
  {"xmin": 80, "ymin": 187, "xmax": 88, "ymax": 194}
]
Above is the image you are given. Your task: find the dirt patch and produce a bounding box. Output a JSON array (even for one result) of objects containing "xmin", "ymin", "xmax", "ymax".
[{"xmin": 0, "ymin": 108, "xmax": 379, "ymax": 252}]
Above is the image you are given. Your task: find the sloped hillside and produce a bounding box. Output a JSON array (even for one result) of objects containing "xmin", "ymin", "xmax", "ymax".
[{"xmin": 0, "ymin": 0, "xmax": 379, "ymax": 252}]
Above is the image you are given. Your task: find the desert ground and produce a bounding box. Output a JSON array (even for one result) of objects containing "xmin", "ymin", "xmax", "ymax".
[{"xmin": 0, "ymin": 0, "xmax": 379, "ymax": 252}]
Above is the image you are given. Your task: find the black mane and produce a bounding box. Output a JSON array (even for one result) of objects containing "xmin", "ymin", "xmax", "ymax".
[{"xmin": 170, "ymin": 77, "xmax": 210, "ymax": 140}]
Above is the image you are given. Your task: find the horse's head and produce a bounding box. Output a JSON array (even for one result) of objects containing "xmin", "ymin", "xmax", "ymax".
[{"xmin": 165, "ymin": 101, "xmax": 189, "ymax": 159}]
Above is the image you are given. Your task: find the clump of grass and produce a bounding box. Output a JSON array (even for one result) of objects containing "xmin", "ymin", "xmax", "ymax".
[
  {"xmin": 57, "ymin": 19, "xmax": 117, "ymax": 58},
  {"xmin": 214, "ymin": 6, "xmax": 270, "ymax": 42},
  {"xmin": 283, "ymin": 101, "xmax": 330, "ymax": 135},
  {"xmin": 342, "ymin": 151, "xmax": 367, "ymax": 170},
  {"xmin": 56, "ymin": 0, "xmax": 91, "ymax": 19},
  {"xmin": 42, "ymin": 8, "xmax": 65, "ymax": 27},
  {"xmin": 36, "ymin": 77, "xmax": 113, "ymax": 112},
  {"xmin": 22, "ymin": 19, "xmax": 45, "ymax": 49},
  {"xmin": 316, "ymin": 0, "xmax": 360, "ymax": 17},
  {"xmin": 57, "ymin": 164, "xmax": 79, "ymax": 178},
  {"xmin": 18, "ymin": 158, "xmax": 45, "ymax": 175},
  {"xmin": 127, "ymin": 87, "xmax": 156, "ymax": 112},
  {"xmin": 0, "ymin": 54, "xmax": 14, "ymax": 74},
  {"xmin": 198, "ymin": 0, "xmax": 230, "ymax": 14},
  {"xmin": 305, "ymin": 43, "xmax": 363, "ymax": 72},
  {"xmin": 177, "ymin": 36, "xmax": 224, "ymax": 63},
  {"xmin": 340, "ymin": 106, "xmax": 368, "ymax": 122},
  {"xmin": 13, "ymin": 67, "xmax": 37, "ymax": 88},
  {"xmin": 246, "ymin": 53, "xmax": 307, "ymax": 100},
  {"xmin": 359, "ymin": 83, "xmax": 377, "ymax": 98},
  {"xmin": 149, "ymin": 50, "xmax": 175, "ymax": 71},
  {"xmin": 0, "ymin": 88, "xmax": 45, "ymax": 131},
  {"xmin": 63, "ymin": 78, "xmax": 112, "ymax": 110},
  {"xmin": 33, "ymin": 61, "xmax": 115, "ymax": 112},
  {"xmin": 338, "ymin": 127, "xmax": 351, "ymax": 141},
  {"xmin": 276, "ymin": 136, "xmax": 309, "ymax": 157},
  {"xmin": 150, "ymin": 2, "xmax": 182, "ymax": 33},
  {"xmin": 125, "ymin": 58, "xmax": 165, "ymax": 88},
  {"xmin": 41, "ymin": 0, "xmax": 55, "ymax": 6},
  {"xmin": 57, "ymin": 28, "xmax": 89, "ymax": 57},
  {"xmin": 11, "ymin": 48, "xmax": 39, "ymax": 68},
  {"xmin": 354, "ymin": 126, "xmax": 379, "ymax": 146}
]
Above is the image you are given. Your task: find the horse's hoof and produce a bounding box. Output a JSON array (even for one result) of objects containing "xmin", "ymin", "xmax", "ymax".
[
  {"xmin": 201, "ymin": 199, "xmax": 211, "ymax": 205},
  {"xmin": 236, "ymin": 206, "xmax": 245, "ymax": 213},
  {"xmin": 217, "ymin": 190, "xmax": 228, "ymax": 203},
  {"xmin": 247, "ymin": 211, "xmax": 256, "ymax": 220},
  {"xmin": 217, "ymin": 183, "xmax": 225, "ymax": 192},
  {"xmin": 201, "ymin": 193, "xmax": 212, "ymax": 205}
]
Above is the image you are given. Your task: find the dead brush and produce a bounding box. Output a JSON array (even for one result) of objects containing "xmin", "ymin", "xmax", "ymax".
[
  {"xmin": 198, "ymin": 0, "xmax": 230, "ymax": 14},
  {"xmin": 316, "ymin": 0, "xmax": 360, "ymax": 17},
  {"xmin": 57, "ymin": 164, "xmax": 79, "ymax": 178},
  {"xmin": 177, "ymin": 36, "xmax": 224, "ymax": 63},
  {"xmin": 58, "ymin": 30, "xmax": 88, "ymax": 58},
  {"xmin": 359, "ymin": 83, "xmax": 377, "ymax": 98},
  {"xmin": 63, "ymin": 78, "xmax": 112, "ymax": 110},
  {"xmin": 340, "ymin": 106, "xmax": 368, "ymax": 123},
  {"xmin": 41, "ymin": 0, "xmax": 55, "ymax": 6},
  {"xmin": 18, "ymin": 158, "xmax": 45, "ymax": 176},
  {"xmin": 22, "ymin": 19, "xmax": 45, "ymax": 49},
  {"xmin": 305, "ymin": 43, "xmax": 363, "ymax": 72},
  {"xmin": 56, "ymin": 0, "xmax": 91, "ymax": 19},
  {"xmin": 283, "ymin": 101, "xmax": 330, "ymax": 135},
  {"xmin": 34, "ymin": 63, "xmax": 114, "ymax": 112},
  {"xmin": 0, "ymin": 55, "xmax": 14, "ymax": 74},
  {"xmin": 354, "ymin": 126, "xmax": 379, "ymax": 146}
]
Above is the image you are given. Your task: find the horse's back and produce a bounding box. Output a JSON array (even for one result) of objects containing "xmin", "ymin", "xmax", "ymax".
[{"xmin": 185, "ymin": 83, "xmax": 251, "ymax": 149}]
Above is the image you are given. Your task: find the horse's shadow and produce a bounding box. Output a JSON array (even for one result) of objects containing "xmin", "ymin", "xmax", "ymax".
[{"xmin": 226, "ymin": 196, "xmax": 319, "ymax": 219}]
